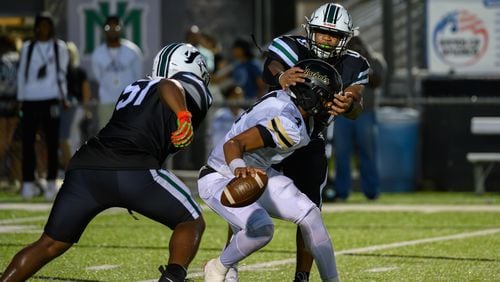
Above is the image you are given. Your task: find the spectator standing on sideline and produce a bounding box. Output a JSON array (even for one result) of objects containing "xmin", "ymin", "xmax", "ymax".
[
  {"xmin": 17, "ymin": 12, "xmax": 69, "ymax": 200},
  {"xmin": 0, "ymin": 35, "xmax": 20, "ymax": 187},
  {"xmin": 201, "ymin": 33, "xmax": 227, "ymax": 75},
  {"xmin": 333, "ymin": 34, "xmax": 386, "ymax": 201},
  {"xmin": 185, "ymin": 25, "xmax": 215, "ymax": 73},
  {"xmin": 208, "ymin": 85, "xmax": 245, "ymax": 150},
  {"xmin": 91, "ymin": 15, "xmax": 143, "ymax": 129},
  {"xmin": 231, "ymin": 38, "xmax": 266, "ymax": 100},
  {"xmin": 59, "ymin": 42, "xmax": 91, "ymax": 169},
  {"xmin": 1, "ymin": 43, "xmax": 211, "ymax": 282}
]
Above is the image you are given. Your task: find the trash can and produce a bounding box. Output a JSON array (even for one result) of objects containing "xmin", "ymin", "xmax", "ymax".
[{"xmin": 376, "ymin": 107, "xmax": 420, "ymax": 192}]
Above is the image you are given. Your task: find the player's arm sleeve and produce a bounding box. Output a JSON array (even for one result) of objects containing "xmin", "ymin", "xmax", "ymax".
[
  {"xmin": 259, "ymin": 115, "xmax": 302, "ymax": 150},
  {"xmin": 351, "ymin": 57, "xmax": 370, "ymax": 86},
  {"xmin": 267, "ymin": 36, "xmax": 300, "ymax": 68},
  {"xmin": 263, "ymin": 36, "xmax": 300, "ymax": 87},
  {"xmin": 255, "ymin": 124, "xmax": 276, "ymax": 148}
]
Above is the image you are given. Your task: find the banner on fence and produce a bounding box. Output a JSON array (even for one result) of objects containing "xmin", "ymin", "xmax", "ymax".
[{"xmin": 427, "ymin": 0, "xmax": 500, "ymax": 76}]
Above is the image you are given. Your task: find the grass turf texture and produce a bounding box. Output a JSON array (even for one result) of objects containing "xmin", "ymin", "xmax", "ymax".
[{"xmin": 0, "ymin": 192, "xmax": 499, "ymax": 281}]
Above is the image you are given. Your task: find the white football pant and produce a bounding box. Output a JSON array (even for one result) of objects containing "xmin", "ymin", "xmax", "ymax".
[{"xmin": 198, "ymin": 168, "xmax": 339, "ymax": 280}]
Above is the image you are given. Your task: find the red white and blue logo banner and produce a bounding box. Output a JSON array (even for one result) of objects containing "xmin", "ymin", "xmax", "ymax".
[{"xmin": 427, "ymin": 0, "xmax": 500, "ymax": 76}]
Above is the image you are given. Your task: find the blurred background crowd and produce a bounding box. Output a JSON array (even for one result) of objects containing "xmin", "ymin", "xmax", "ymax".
[{"xmin": 0, "ymin": 0, "xmax": 499, "ymax": 201}]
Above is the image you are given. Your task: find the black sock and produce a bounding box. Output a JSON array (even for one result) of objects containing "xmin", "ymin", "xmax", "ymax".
[
  {"xmin": 294, "ymin": 271, "xmax": 310, "ymax": 282},
  {"xmin": 159, "ymin": 264, "xmax": 186, "ymax": 282}
]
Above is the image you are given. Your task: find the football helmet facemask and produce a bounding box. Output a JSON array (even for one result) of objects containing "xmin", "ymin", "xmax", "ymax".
[
  {"xmin": 151, "ymin": 43, "xmax": 210, "ymax": 85},
  {"xmin": 304, "ymin": 3, "xmax": 354, "ymax": 60},
  {"xmin": 289, "ymin": 59, "xmax": 343, "ymax": 116}
]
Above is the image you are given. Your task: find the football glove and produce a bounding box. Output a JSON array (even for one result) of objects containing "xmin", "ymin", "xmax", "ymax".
[{"xmin": 171, "ymin": 110, "xmax": 194, "ymax": 148}]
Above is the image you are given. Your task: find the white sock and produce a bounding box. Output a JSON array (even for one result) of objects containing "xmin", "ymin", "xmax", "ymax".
[
  {"xmin": 220, "ymin": 224, "xmax": 274, "ymax": 267},
  {"xmin": 299, "ymin": 207, "xmax": 339, "ymax": 280}
]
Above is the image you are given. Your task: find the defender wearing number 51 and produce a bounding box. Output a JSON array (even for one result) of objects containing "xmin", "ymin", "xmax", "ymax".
[{"xmin": 0, "ymin": 43, "xmax": 212, "ymax": 282}]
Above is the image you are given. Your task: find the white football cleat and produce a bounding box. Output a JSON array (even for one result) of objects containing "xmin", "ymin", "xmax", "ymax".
[
  {"xmin": 36, "ymin": 178, "xmax": 48, "ymax": 191},
  {"xmin": 224, "ymin": 265, "xmax": 238, "ymax": 282},
  {"xmin": 204, "ymin": 257, "xmax": 228, "ymax": 282},
  {"xmin": 21, "ymin": 182, "xmax": 39, "ymax": 199},
  {"xmin": 44, "ymin": 180, "xmax": 58, "ymax": 201}
]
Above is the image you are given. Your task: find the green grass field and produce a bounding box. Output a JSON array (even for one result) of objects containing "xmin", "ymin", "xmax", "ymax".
[{"xmin": 0, "ymin": 192, "xmax": 499, "ymax": 281}]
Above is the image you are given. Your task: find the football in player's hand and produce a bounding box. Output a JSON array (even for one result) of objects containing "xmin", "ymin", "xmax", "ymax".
[{"xmin": 221, "ymin": 171, "xmax": 268, "ymax": 208}]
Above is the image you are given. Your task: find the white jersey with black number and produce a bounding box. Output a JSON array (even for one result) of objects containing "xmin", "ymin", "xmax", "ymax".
[{"xmin": 207, "ymin": 90, "xmax": 310, "ymax": 177}]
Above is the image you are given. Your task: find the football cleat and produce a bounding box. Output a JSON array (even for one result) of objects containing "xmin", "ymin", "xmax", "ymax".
[
  {"xmin": 224, "ymin": 265, "xmax": 238, "ymax": 282},
  {"xmin": 21, "ymin": 182, "xmax": 40, "ymax": 199},
  {"xmin": 43, "ymin": 180, "xmax": 58, "ymax": 201},
  {"xmin": 158, "ymin": 264, "xmax": 187, "ymax": 282},
  {"xmin": 204, "ymin": 257, "xmax": 228, "ymax": 282}
]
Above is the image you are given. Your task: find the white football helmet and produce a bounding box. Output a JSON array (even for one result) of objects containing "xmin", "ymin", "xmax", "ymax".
[
  {"xmin": 151, "ymin": 43, "xmax": 210, "ymax": 85},
  {"xmin": 305, "ymin": 3, "xmax": 354, "ymax": 60}
]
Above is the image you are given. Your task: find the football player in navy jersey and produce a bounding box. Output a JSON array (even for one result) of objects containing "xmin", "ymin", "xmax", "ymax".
[
  {"xmin": 0, "ymin": 43, "xmax": 212, "ymax": 282},
  {"xmin": 263, "ymin": 3, "xmax": 369, "ymax": 282}
]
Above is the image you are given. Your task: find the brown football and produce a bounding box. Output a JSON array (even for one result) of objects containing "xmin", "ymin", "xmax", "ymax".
[{"xmin": 221, "ymin": 171, "xmax": 268, "ymax": 208}]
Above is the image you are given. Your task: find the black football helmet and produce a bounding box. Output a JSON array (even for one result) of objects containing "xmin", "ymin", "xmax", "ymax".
[{"xmin": 289, "ymin": 59, "xmax": 343, "ymax": 116}]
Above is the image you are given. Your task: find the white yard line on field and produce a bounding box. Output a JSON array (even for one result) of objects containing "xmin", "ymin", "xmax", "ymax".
[
  {"xmin": 180, "ymin": 227, "xmax": 500, "ymax": 279},
  {"xmin": 85, "ymin": 264, "xmax": 121, "ymax": 271},
  {"xmin": 0, "ymin": 216, "xmax": 48, "ymax": 224},
  {"xmin": 0, "ymin": 203, "xmax": 52, "ymax": 211},
  {"xmin": 0, "ymin": 225, "xmax": 39, "ymax": 233},
  {"xmin": 335, "ymin": 228, "xmax": 500, "ymax": 254},
  {"xmin": 366, "ymin": 266, "xmax": 399, "ymax": 273}
]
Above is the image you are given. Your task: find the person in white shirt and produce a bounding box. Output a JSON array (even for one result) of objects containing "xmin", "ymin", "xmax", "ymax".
[
  {"xmin": 17, "ymin": 12, "xmax": 69, "ymax": 200},
  {"xmin": 91, "ymin": 15, "xmax": 143, "ymax": 129},
  {"xmin": 200, "ymin": 59, "xmax": 350, "ymax": 282}
]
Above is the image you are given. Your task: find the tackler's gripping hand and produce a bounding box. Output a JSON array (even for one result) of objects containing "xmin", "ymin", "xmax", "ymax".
[{"xmin": 171, "ymin": 110, "xmax": 194, "ymax": 148}]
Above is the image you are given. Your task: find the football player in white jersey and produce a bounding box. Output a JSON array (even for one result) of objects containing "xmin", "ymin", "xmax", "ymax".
[{"xmin": 199, "ymin": 59, "xmax": 345, "ymax": 282}]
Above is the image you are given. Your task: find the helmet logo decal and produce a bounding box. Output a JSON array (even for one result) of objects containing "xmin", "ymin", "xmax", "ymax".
[
  {"xmin": 198, "ymin": 59, "xmax": 209, "ymax": 84},
  {"xmin": 304, "ymin": 67, "xmax": 330, "ymax": 85},
  {"xmin": 184, "ymin": 50, "xmax": 200, "ymax": 63},
  {"xmin": 324, "ymin": 4, "xmax": 340, "ymax": 24}
]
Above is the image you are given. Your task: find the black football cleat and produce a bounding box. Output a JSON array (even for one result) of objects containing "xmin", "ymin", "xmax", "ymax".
[{"xmin": 158, "ymin": 264, "xmax": 188, "ymax": 282}]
